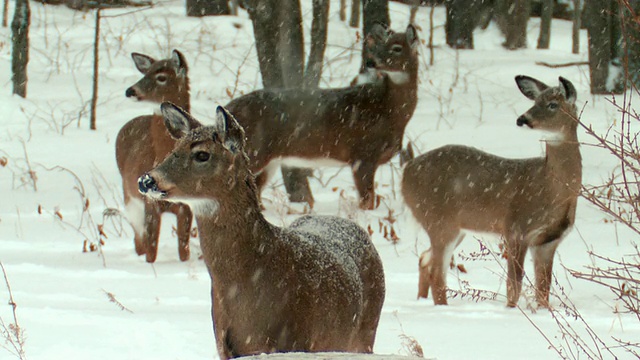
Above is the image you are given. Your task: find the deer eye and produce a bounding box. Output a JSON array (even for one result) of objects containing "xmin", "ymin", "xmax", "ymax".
[
  {"xmin": 194, "ymin": 151, "xmax": 210, "ymax": 162},
  {"xmin": 156, "ymin": 74, "xmax": 168, "ymax": 84},
  {"xmin": 390, "ymin": 44, "xmax": 403, "ymax": 54},
  {"xmin": 547, "ymin": 102, "xmax": 558, "ymax": 110}
]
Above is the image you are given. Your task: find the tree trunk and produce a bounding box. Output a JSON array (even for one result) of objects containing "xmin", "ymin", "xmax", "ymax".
[
  {"xmin": 340, "ymin": 0, "xmax": 347, "ymax": 21},
  {"xmin": 409, "ymin": 0, "xmax": 419, "ymax": 23},
  {"xmin": 247, "ymin": 0, "xmax": 313, "ymax": 205},
  {"xmin": 572, "ymin": 0, "xmax": 581, "ymax": 54},
  {"xmin": 361, "ymin": 0, "xmax": 389, "ymax": 67},
  {"xmin": 11, "ymin": 0, "xmax": 30, "ymax": 98},
  {"xmin": 278, "ymin": 0, "xmax": 304, "ymax": 87},
  {"xmin": 186, "ymin": 0, "xmax": 230, "ymax": 17},
  {"xmin": 621, "ymin": 0, "xmax": 640, "ymax": 90},
  {"xmin": 445, "ymin": 0, "xmax": 478, "ymax": 49},
  {"xmin": 3, "ymin": 0, "xmax": 9, "ymax": 27},
  {"xmin": 536, "ymin": 0, "xmax": 553, "ymax": 49},
  {"xmin": 585, "ymin": 0, "xmax": 622, "ymax": 93},
  {"xmin": 494, "ymin": 0, "xmax": 531, "ymax": 49},
  {"xmin": 304, "ymin": 0, "xmax": 330, "ymax": 89},
  {"xmin": 90, "ymin": 8, "xmax": 101, "ymax": 130},
  {"xmin": 248, "ymin": 0, "xmax": 283, "ymax": 88},
  {"xmin": 350, "ymin": 0, "xmax": 360, "ymax": 28}
]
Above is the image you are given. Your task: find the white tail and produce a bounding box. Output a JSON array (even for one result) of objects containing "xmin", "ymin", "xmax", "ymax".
[
  {"xmin": 402, "ymin": 76, "xmax": 582, "ymax": 307},
  {"xmin": 138, "ymin": 103, "xmax": 386, "ymax": 358},
  {"xmin": 224, "ymin": 24, "xmax": 419, "ymax": 210},
  {"xmin": 115, "ymin": 49, "xmax": 193, "ymax": 263}
]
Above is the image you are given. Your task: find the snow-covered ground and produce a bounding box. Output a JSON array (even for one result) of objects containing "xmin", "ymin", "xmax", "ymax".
[{"xmin": 1, "ymin": 1, "xmax": 638, "ymax": 359}]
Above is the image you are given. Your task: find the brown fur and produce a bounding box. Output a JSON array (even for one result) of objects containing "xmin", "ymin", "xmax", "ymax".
[
  {"xmin": 225, "ymin": 24, "xmax": 420, "ymax": 210},
  {"xmin": 115, "ymin": 50, "xmax": 192, "ymax": 262},
  {"xmin": 138, "ymin": 104, "xmax": 386, "ymax": 359},
  {"xmin": 402, "ymin": 76, "xmax": 582, "ymax": 308}
]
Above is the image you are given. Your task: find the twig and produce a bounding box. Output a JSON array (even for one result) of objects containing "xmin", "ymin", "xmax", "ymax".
[{"xmin": 535, "ymin": 61, "xmax": 589, "ymax": 68}]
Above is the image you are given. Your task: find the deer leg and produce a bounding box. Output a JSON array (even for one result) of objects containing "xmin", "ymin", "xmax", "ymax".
[
  {"xmin": 281, "ymin": 167, "xmax": 314, "ymax": 207},
  {"xmin": 505, "ymin": 237, "xmax": 528, "ymax": 307},
  {"xmin": 531, "ymin": 239, "xmax": 561, "ymax": 308},
  {"xmin": 428, "ymin": 244, "xmax": 449, "ymax": 305},
  {"xmin": 417, "ymin": 248, "xmax": 432, "ymax": 299},
  {"xmin": 254, "ymin": 162, "xmax": 279, "ymax": 199},
  {"xmin": 124, "ymin": 196, "xmax": 147, "ymax": 256},
  {"xmin": 143, "ymin": 201, "xmax": 162, "ymax": 263},
  {"xmin": 352, "ymin": 161, "xmax": 377, "ymax": 210},
  {"xmin": 170, "ymin": 203, "xmax": 193, "ymax": 262}
]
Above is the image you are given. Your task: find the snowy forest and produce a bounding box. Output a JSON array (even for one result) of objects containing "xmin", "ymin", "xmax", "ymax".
[{"xmin": 1, "ymin": 0, "xmax": 640, "ymax": 359}]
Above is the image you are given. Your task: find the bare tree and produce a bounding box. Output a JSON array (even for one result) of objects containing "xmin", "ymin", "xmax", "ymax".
[
  {"xmin": 11, "ymin": 0, "xmax": 30, "ymax": 98},
  {"xmin": 304, "ymin": 0, "xmax": 330, "ymax": 89},
  {"xmin": 537, "ymin": 0, "xmax": 553, "ymax": 49},
  {"xmin": 584, "ymin": 0, "xmax": 622, "ymax": 93},
  {"xmin": 2, "ymin": 0, "xmax": 8, "ymax": 27},
  {"xmin": 445, "ymin": 0, "xmax": 489, "ymax": 49},
  {"xmin": 572, "ymin": 0, "xmax": 581, "ymax": 54},
  {"xmin": 350, "ymin": 0, "xmax": 361, "ymax": 28},
  {"xmin": 495, "ymin": 0, "xmax": 531, "ymax": 49},
  {"xmin": 247, "ymin": 0, "xmax": 333, "ymax": 205},
  {"xmin": 361, "ymin": 0, "xmax": 389, "ymax": 67},
  {"xmin": 186, "ymin": 0, "xmax": 230, "ymax": 17}
]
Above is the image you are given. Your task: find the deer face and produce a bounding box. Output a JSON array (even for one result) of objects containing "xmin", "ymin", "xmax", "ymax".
[
  {"xmin": 125, "ymin": 50, "xmax": 189, "ymax": 104},
  {"xmin": 515, "ymin": 76, "xmax": 578, "ymax": 136},
  {"xmin": 138, "ymin": 103, "xmax": 247, "ymax": 214},
  {"xmin": 364, "ymin": 24, "xmax": 419, "ymax": 82}
]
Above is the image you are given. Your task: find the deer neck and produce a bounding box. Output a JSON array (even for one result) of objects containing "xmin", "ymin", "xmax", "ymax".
[
  {"xmin": 194, "ymin": 173, "xmax": 275, "ymax": 284},
  {"xmin": 384, "ymin": 64, "xmax": 418, "ymax": 131},
  {"xmin": 544, "ymin": 127, "xmax": 582, "ymax": 194},
  {"xmin": 173, "ymin": 81, "xmax": 191, "ymax": 112}
]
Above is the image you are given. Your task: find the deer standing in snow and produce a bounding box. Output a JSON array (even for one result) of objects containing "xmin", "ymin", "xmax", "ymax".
[
  {"xmin": 116, "ymin": 50, "xmax": 192, "ymax": 263},
  {"xmin": 138, "ymin": 103, "xmax": 386, "ymax": 358},
  {"xmin": 225, "ymin": 23, "xmax": 419, "ymax": 210},
  {"xmin": 402, "ymin": 76, "xmax": 582, "ymax": 307}
]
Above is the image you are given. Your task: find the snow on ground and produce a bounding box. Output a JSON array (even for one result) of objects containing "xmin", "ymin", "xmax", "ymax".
[{"xmin": 0, "ymin": 1, "xmax": 638, "ymax": 359}]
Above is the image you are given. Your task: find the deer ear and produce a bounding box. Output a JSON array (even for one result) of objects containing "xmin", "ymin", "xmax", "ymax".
[
  {"xmin": 161, "ymin": 102, "xmax": 202, "ymax": 139},
  {"xmin": 171, "ymin": 49, "xmax": 188, "ymax": 77},
  {"xmin": 559, "ymin": 77, "xmax": 577, "ymax": 104},
  {"xmin": 131, "ymin": 52, "xmax": 155, "ymax": 74},
  {"xmin": 215, "ymin": 106, "xmax": 245, "ymax": 154},
  {"xmin": 406, "ymin": 24, "xmax": 419, "ymax": 51},
  {"xmin": 515, "ymin": 75, "xmax": 549, "ymax": 100}
]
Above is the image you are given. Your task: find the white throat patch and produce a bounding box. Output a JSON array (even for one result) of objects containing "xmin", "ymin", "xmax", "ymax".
[
  {"xmin": 173, "ymin": 198, "xmax": 220, "ymax": 217},
  {"xmin": 381, "ymin": 70, "xmax": 410, "ymax": 85},
  {"xmin": 540, "ymin": 130, "xmax": 565, "ymax": 146}
]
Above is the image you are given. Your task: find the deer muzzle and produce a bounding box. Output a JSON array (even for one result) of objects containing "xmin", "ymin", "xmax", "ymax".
[
  {"xmin": 138, "ymin": 173, "xmax": 167, "ymax": 199},
  {"xmin": 125, "ymin": 87, "xmax": 138, "ymax": 99},
  {"xmin": 516, "ymin": 115, "xmax": 532, "ymax": 128}
]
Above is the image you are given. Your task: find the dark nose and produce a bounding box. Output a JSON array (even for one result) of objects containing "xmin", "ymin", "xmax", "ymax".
[
  {"xmin": 125, "ymin": 87, "xmax": 136, "ymax": 98},
  {"xmin": 138, "ymin": 173, "xmax": 159, "ymax": 195},
  {"xmin": 365, "ymin": 58, "xmax": 377, "ymax": 69},
  {"xmin": 516, "ymin": 115, "xmax": 529, "ymax": 127}
]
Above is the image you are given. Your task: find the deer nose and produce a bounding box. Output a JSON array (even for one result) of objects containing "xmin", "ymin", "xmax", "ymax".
[
  {"xmin": 125, "ymin": 87, "xmax": 137, "ymax": 98},
  {"xmin": 138, "ymin": 173, "xmax": 159, "ymax": 195},
  {"xmin": 516, "ymin": 115, "xmax": 530, "ymax": 127}
]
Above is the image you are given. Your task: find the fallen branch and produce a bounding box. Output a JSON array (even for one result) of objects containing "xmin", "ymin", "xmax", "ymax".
[{"xmin": 535, "ymin": 61, "xmax": 589, "ymax": 68}]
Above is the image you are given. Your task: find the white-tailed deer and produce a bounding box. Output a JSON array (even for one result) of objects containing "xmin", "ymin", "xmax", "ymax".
[
  {"xmin": 116, "ymin": 49, "xmax": 193, "ymax": 263},
  {"xmin": 225, "ymin": 23, "xmax": 419, "ymax": 210},
  {"xmin": 402, "ymin": 76, "xmax": 581, "ymax": 307},
  {"xmin": 138, "ymin": 103, "xmax": 386, "ymax": 358}
]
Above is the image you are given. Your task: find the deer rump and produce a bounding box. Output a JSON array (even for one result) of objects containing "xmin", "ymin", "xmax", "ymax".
[
  {"xmin": 224, "ymin": 77, "xmax": 405, "ymax": 173},
  {"xmin": 217, "ymin": 215, "xmax": 385, "ymax": 356}
]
